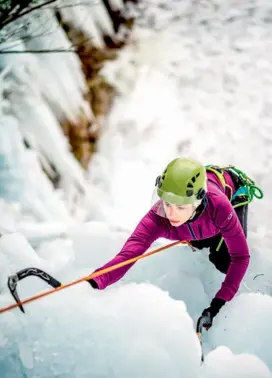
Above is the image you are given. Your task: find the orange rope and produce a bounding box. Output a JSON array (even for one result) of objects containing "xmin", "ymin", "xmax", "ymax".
[{"xmin": 0, "ymin": 240, "xmax": 189, "ymax": 315}]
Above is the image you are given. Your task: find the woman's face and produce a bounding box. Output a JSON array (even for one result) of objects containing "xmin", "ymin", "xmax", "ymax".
[{"xmin": 163, "ymin": 201, "xmax": 195, "ymax": 227}]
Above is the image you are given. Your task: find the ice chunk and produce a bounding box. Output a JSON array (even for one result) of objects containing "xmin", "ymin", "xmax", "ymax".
[
  {"xmin": 0, "ymin": 282, "xmax": 202, "ymax": 378},
  {"xmin": 202, "ymin": 346, "xmax": 272, "ymax": 378},
  {"xmin": 209, "ymin": 293, "xmax": 272, "ymax": 371}
]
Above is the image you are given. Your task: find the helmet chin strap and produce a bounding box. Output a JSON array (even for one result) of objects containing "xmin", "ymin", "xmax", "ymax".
[
  {"xmin": 189, "ymin": 209, "xmax": 197, "ymax": 221},
  {"xmin": 189, "ymin": 200, "xmax": 202, "ymax": 220},
  {"xmin": 189, "ymin": 211, "xmax": 196, "ymax": 221},
  {"xmin": 188, "ymin": 197, "xmax": 208, "ymax": 222}
]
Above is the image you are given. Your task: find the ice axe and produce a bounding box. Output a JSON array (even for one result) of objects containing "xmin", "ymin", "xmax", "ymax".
[
  {"xmin": 7, "ymin": 268, "xmax": 62, "ymax": 313},
  {"xmin": 196, "ymin": 313, "xmax": 211, "ymax": 363}
]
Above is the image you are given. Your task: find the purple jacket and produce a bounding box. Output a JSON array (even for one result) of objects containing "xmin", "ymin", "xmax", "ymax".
[{"xmin": 92, "ymin": 171, "xmax": 249, "ymax": 302}]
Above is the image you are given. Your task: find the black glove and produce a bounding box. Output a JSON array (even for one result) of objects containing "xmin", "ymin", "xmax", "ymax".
[
  {"xmin": 201, "ymin": 297, "xmax": 226, "ymax": 329},
  {"xmin": 87, "ymin": 278, "xmax": 99, "ymax": 289}
]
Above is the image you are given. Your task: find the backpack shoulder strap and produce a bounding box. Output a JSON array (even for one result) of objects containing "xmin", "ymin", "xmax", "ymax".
[{"xmin": 205, "ymin": 165, "xmax": 234, "ymax": 200}]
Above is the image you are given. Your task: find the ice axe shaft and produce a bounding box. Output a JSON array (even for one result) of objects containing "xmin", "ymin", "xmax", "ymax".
[{"xmin": 196, "ymin": 314, "xmax": 211, "ymax": 363}]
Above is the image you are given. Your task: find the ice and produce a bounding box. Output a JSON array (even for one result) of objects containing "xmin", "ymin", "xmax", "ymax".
[
  {"xmin": 60, "ymin": 0, "xmax": 122, "ymax": 48},
  {"xmin": 201, "ymin": 346, "xmax": 271, "ymax": 378},
  {"xmin": 209, "ymin": 293, "xmax": 272, "ymax": 370},
  {"xmin": 0, "ymin": 0, "xmax": 272, "ymax": 377},
  {"xmin": 0, "ymin": 282, "xmax": 201, "ymax": 378},
  {"xmin": 0, "ymin": 9, "xmax": 95, "ymax": 221},
  {"xmin": 0, "ymin": 115, "xmax": 73, "ymax": 222}
]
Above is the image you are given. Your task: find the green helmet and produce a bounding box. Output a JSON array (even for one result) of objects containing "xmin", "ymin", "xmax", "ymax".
[{"xmin": 156, "ymin": 157, "xmax": 207, "ymax": 205}]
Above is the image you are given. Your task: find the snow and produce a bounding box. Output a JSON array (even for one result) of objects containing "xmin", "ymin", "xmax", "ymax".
[
  {"xmin": 0, "ymin": 0, "xmax": 272, "ymax": 377},
  {"xmin": 201, "ymin": 347, "xmax": 271, "ymax": 378},
  {"xmin": 209, "ymin": 293, "xmax": 272, "ymax": 370},
  {"xmin": 0, "ymin": 229, "xmax": 271, "ymax": 377},
  {"xmin": 0, "ymin": 280, "xmax": 201, "ymax": 378}
]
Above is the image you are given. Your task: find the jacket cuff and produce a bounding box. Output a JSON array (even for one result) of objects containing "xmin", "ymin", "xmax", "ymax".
[
  {"xmin": 210, "ymin": 297, "xmax": 226, "ymax": 316},
  {"xmin": 88, "ymin": 278, "xmax": 99, "ymax": 289}
]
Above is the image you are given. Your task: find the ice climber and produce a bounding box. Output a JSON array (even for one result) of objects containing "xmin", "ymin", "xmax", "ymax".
[{"xmin": 88, "ymin": 157, "xmax": 263, "ymax": 328}]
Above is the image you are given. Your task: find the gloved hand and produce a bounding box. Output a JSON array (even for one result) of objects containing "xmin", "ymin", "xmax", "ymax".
[
  {"xmin": 87, "ymin": 278, "xmax": 99, "ymax": 289},
  {"xmin": 201, "ymin": 297, "xmax": 226, "ymax": 330}
]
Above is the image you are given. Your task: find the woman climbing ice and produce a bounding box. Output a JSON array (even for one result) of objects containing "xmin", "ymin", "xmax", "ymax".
[{"xmin": 88, "ymin": 157, "xmax": 263, "ymax": 328}]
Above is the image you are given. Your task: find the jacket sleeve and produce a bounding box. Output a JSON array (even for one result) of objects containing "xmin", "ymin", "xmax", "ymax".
[
  {"xmin": 91, "ymin": 210, "xmax": 169, "ymax": 289},
  {"xmin": 213, "ymin": 194, "xmax": 250, "ymax": 301}
]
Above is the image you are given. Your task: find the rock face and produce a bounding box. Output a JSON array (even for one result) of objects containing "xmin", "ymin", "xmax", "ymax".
[{"xmin": 56, "ymin": 2, "xmax": 136, "ymax": 169}]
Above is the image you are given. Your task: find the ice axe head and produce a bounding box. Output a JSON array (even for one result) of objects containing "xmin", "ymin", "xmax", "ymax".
[{"xmin": 7, "ymin": 274, "xmax": 25, "ymax": 313}]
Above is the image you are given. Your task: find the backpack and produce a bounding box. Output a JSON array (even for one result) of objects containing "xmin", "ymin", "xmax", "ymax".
[
  {"xmin": 205, "ymin": 164, "xmax": 263, "ymax": 252},
  {"xmin": 205, "ymin": 164, "xmax": 263, "ymax": 206}
]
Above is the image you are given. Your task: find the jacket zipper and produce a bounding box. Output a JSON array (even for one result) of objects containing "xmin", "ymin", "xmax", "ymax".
[
  {"xmin": 198, "ymin": 224, "xmax": 203, "ymax": 239},
  {"xmin": 187, "ymin": 223, "xmax": 196, "ymax": 240}
]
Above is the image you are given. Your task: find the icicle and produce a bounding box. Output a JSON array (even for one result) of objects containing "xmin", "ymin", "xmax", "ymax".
[
  {"xmin": 108, "ymin": 0, "xmax": 125, "ymax": 11},
  {"xmin": 91, "ymin": 0, "xmax": 116, "ymax": 37},
  {"xmin": 60, "ymin": 1, "xmax": 106, "ymax": 48},
  {"xmin": 0, "ymin": 40, "xmax": 93, "ymax": 219},
  {"xmin": 21, "ymin": 9, "xmax": 93, "ymax": 124},
  {"xmin": 0, "ymin": 109, "xmax": 72, "ymax": 222},
  {"xmin": 0, "ymin": 1, "xmax": 126, "ymax": 222}
]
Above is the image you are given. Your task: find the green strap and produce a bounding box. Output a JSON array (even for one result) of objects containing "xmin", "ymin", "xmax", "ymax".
[
  {"xmin": 206, "ymin": 165, "xmax": 264, "ymax": 252},
  {"xmin": 228, "ymin": 166, "xmax": 264, "ymax": 201},
  {"xmin": 205, "ymin": 165, "xmax": 226, "ymax": 189}
]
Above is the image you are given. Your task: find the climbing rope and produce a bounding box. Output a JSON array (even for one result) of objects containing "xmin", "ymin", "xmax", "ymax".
[{"xmin": 0, "ymin": 240, "xmax": 191, "ymax": 315}]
